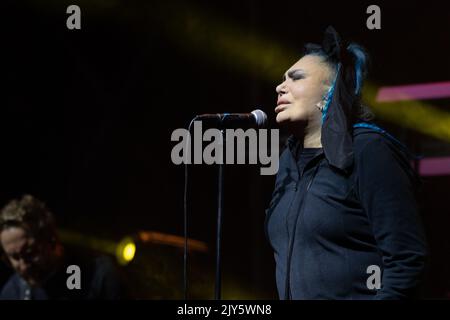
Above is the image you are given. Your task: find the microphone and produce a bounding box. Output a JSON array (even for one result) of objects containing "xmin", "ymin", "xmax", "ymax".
[{"xmin": 195, "ymin": 109, "xmax": 268, "ymax": 129}]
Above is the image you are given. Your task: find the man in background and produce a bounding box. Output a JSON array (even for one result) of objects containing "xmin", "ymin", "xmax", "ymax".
[{"xmin": 0, "ymin": 194, "xmax": 122, "ymax": 299}]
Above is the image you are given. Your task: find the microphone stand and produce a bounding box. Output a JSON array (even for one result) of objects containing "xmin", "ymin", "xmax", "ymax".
[
  {"xmin": 215, "ymin": 129, "xmax": 225, "ymax": 300},
  {"xmin": 185, "ymin": 112, "xmax": 266, "ymax": 300}
]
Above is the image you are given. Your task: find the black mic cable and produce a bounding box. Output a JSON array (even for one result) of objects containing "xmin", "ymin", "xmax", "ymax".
[{"xmin": 183, "ymin": 116, "xmax": 198, "ymax": 300}]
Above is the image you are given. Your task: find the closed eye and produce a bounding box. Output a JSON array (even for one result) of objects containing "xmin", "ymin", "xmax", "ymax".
[
  {"xmin": 288, "ymin": 70, "xmax": 305, "ymax": 81},
  {"xmin": 291, "ymin": 74, "xmax": 304, "ymax": 80}
]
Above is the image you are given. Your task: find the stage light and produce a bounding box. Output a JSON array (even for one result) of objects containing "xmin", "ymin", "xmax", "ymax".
[
  {"xmin": 116, "ymin": 237, "xmax": 136, "ymax": 266},
  {"xmin": 376, "ymin": 81, "xmax": 450, "ymax": 102},
  {"xmin": 58, "ymin": 229, "xmax": 137, "ymax": 265}
]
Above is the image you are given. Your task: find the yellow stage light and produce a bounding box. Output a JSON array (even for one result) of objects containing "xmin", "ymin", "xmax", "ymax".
[{"xmin": 116, "ymin": 237, "xmax": 136, "ymax": 265}]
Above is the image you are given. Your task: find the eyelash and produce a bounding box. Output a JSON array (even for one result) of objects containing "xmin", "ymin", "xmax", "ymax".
[
  {"xmin": 283, "ymin": 75, "xmax": 304, "ymax": 82},
  {"xmin": 282, "ymin": 73, "xmax": 305, "ymax": 83}
]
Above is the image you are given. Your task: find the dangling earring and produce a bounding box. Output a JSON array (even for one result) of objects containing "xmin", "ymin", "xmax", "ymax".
[
  {"xmin": 316, "ymin": 100, "xmax": 325, "ymax": 112},
  {"xmin": 316, "ymin": 91, "xmax": 330, "ymax": 113}
]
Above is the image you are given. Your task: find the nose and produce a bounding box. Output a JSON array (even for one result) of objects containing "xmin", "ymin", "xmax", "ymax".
[{"xmin": 276, "ymin": 81, "xmax": 287, "ymax": 96}]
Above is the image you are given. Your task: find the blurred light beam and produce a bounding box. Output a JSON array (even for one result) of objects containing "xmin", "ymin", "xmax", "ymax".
[{"xmin": 377, "ymin": 81, "xmax": 450, "ymax": 102}]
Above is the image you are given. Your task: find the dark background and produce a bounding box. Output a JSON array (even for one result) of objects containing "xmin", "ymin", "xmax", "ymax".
[{"xmin": 1, "ymin": 0, "xmax": 449, "ymax": 298}]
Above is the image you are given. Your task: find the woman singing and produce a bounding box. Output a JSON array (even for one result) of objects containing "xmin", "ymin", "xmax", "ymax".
[{"xmin": 265, "ymin": 26, "xmax": 427, "ymax": 299}]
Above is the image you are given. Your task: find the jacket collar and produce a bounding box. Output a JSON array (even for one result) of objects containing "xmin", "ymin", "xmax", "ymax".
[{"xmin": 285, "ymin": 135, "xmax": 324, "ymax": 178}]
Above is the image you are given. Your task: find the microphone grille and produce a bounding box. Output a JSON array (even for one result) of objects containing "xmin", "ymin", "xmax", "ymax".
[{"xmin": 251, "ymin": 109, "xmax": 268, "ymax": 128}]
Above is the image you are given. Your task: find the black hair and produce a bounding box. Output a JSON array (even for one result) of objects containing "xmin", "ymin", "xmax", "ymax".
[{"xmin": 303, "ymin": 43, "xmax": 375, "ymax": 122}]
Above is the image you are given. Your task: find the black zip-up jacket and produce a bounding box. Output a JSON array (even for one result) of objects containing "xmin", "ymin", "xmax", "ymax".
[{"xmin": 265, "ymin": 125, "xmax": 428, "ymax": 299}]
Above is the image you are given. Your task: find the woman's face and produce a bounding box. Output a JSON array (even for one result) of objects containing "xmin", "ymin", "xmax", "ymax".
[{"xmin": 275, "ymin": 55, "xmax": 333, "ymax": 125}]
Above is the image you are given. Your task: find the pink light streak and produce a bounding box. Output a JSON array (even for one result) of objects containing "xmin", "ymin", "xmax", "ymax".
[
  {"xmin": 418, "ymin": 157, "xmax": 450, "ymax": 176},
  {"xmin": 376, "ymin": 81, "xmax": 450, "ymax": 102}
]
